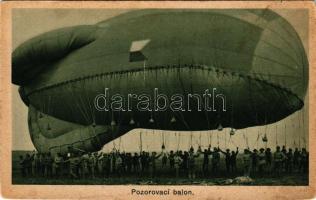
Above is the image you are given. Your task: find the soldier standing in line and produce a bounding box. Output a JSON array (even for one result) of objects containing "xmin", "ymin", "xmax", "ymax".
[
  {"xmin": 257, "ymin": 148, "xmax": 266, "ymax": 176},
  {"xmin": 219, "ymin": 148, "xmax": 232, "ymax": 174},
  {"xmin": 133, "ymin": 152, "xmax": 140, "ymax": 174},
  {"xmin": 106, "ymin": 153, "xmax": 112, "ymax": 177},
  {"xmin": 43, "ymin": 153, "xmax": 53, "ymax": 177},
  {"xmin": 286, "ymin": 148, "xmax": 293, "ymax": 173},
  {"xmin": 174, "ymin": 152, "xmax": 183, "ymax": 178},
  {"xmin": 242, "ymin": 149, "xmax": 252, "ymax": 177},
  {"xmin": 39, "ymin": 153, "xmax": 45, "ymax": 176},
  {"xmin": 140, "ymin": 152, "xmax": 146, "ymax": 173},
  {"xmin": 178, "ymin": 151, "xmax": 184, "ymax": 171},
  {"xmin": 201, "ymin": 147, "xmax": 211, "ymax": 177},
  {"xmin": 80, "ymin": 153, "xmax": 89, "ymax": 178},
  {"xmin": 145, "ymin": 152, "xmax": 150, "ymax": 172},
  {"xmin": 265, "ymin": 148, "xmax": 272, "ymax": 173},
  {"xmin": 251, "ymin": 149, "xmax": 258, "ymax": 175},
  {"xmin": 67, "ymin": 153, "xmax": 80, "ymax": 179},
  {"xmin": 121, "ymin": 152, "xmax": 127, "ymax": 175},
  {"xmin": 94, "ymin": 152, "xmax": 101, "ymax": 176},
  {"xmin": 97, "ymin": 152, "xmax": 104, "ymax": 177},
  {"xmin": 188, "ymin": 147, "xmax": 201, "ymax": 179},
  {"xmin": 110, "ymin": 150, "xmax": 117, "ymax": 175},
  {"xmin": 161, "ymin": 152, "xmax": 168, "ymax": 169},
  {"xmin": 125, "ymin": 153, "xmax": 132, "ymax": 174},
  {"xmin": 300, "ymin": 148, "xmax": 308, "ymax": 173},
  {"xmin": 115, "ymin": 153, "xmax": 123, "ymax": 177},
  {"xmin": 31, "ymin": 152, "xmax": 36, "ymax": 176},
  {"xmin": 168, "ymin": 151, "xmax": 175, "ymax": 174},
  {"xmin": 293, "ymin": 148, "xmax": 300, "ymax": 171},
  {"xmin": 47, "ymin": 152, "xmax": 54, "ymax": 177},
  {"xmin": 42, "ymin": 153, "xmax": 48, "ymax": 177},
  {"xmin": 274, "ymin": 146, "xmax": 285, "ymax": 176},
  {"xmin": 182, "ymin": 151, "xmax": 189, "ymax": 177},
  {"xmin": 101, "ymin": 153, "xmax": 110, "ymax": 178},
  {"xmin": 281, "ymin": 146, "xmax": 287, "ymax": 172},
  {"xmin": 149, "ymin": 151, "xmax": 163, "ymax": 178},
  {"xmin": 230, "ymin": 147, "xmax": 239, "ymax": 174},
  {"xmin": 33, "ymin": 152, "xmax": 40, "ymax": 177},
  {"xmin": 19, "ymin": 155, "xmax": 26, "ymax": 177},
  {"xmin": 26, "ymin": 153, "xmax": 34, "ymax": 177},
  {"xmin": 88, "ymin": 152, "xmax": 96, "ymax": 178},
  {"xmin": 53, "ymin": 153, "xmax": 63, "ymax": 178},
  {"xmin": 76, "ymin": 152, "xmax": 84, "ymax": 178},
  {"xmin": 211, "ymin": 147, "xmax": 220, "ymax": 176}
]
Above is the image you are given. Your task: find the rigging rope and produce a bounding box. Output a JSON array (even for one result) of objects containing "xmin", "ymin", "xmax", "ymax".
[
  {"xmin": 302, "ymin": 108, "xmax": 306, "ymax": 148},
  {"xmin": 177, "ymin": 132, "xmax": 181, "ymax": 151},
  {"xmin": 242, "ymin": 132, "xmax": 249, "ymax": 149},
  {"xmin": 190, "ymin": 131, "xmax": 193, "ymax": 148},
  {"xmin": 143, "ymin": 60, "xmax": 146, "ymax": 82},
  {"xmin": 256, "ymin": 129, "xmax": 260, "ymax": 149},
  {"xmin": 276, "ymin": 124, "xmax": 278, "ymax": 146},
  {"xmin": 298, "ymin": 112, "xmax": 301, "ymax": 149},
  {"xmin": 217, "ymin": 131, "xmax": 219, "ymax": 147},
  {"xmin": 118, "ymin": 137, "xmax": 122, "ymax": 150},
  {"xmin": 199, "ymin": 131, "xmax": 202, "ymax": 147},
  {"xmin": 284, "ymin": 123, "xmax": 287, "ymax": 147},
  {"xmin": 225, "ymin": 129, "xmax": 227, "ymax": 149},
  {"xmin": 139, "ymin": 130, "xmax": 143, "ymax": 152}
]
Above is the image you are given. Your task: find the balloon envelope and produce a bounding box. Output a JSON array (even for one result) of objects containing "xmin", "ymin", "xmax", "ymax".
[{"xmin": 12, "ymin": 9, "xmax": 308, "ymax": 153}]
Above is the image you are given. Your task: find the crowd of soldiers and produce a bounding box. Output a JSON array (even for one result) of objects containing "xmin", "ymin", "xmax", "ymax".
[{"xmin": 18, "ymin": 145, "xmax": 308, "ymax": 179}]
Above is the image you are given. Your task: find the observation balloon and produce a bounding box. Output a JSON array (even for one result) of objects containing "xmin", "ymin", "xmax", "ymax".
[{"xmin": 12, "ymin": 9, "xmax": 308, "ymax": 154}]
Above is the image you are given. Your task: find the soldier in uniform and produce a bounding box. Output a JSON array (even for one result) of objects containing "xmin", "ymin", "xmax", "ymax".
[
  {"xmin": 174, "ymin": 152, "xmax": 183, "ymax": 178},
  {"xmin": 125, "ymin": 153, "xmax": 132, "ymax": 174},
  {"xmin": 148, "ymin": 151, "xmax": 163, "ymax": 178},
  {"xmin": 219, "ymin": 148, "xmax": 232, "ymax": 174},
  {"xmin": 258, "ymin": 148, "xmax": 266, "ymax": 176},
  {"xmin": 140, "ymin": 152, "xmax": 146, "ymax": 173},
  {"xmin": 19, "ymin": 155, "xmax": 26, "ymax": 177},
  {"xmin": 201, "ymin": 147, "xmax": 211, "ymax": 177},
  {"xmin": 187, "ymin": 147, "xmax": 201, "ymax": 179},
  {"xmin": 265, "ymin": 148, "xmax": 272, "ymax": 172},
  {"xmin": 100, "ymin": 153, "xmax": 110, "ymax": 178},
  {"xmin": 274, "ymin": 146, "xmax": 285, "ymax": 176},
  {"xmin": 211, "ymin": 147, "xmax": 221, "ymax": 176},
  {"xmin": 80, "ymin": 153, "xmax": 89, "ymax": 178},
  {"xmin": 300, "ymin": 148, "xmax": 308, "ymax": 173},
  {"xmin": 97, "ymin": 152, "xmax": 104, "ymax": 177},
  {"xmin": 33, "ymin": 152, "xmax": 40, "ymax": 177},
  {"xmin": 133, "ymin": 152, "xmax": 140, "ymax": 174},
  {"xmin": 168, "ymin": 151, "xmax": 175, "ymax": 170},
  {"xmin": 43, "ymin": 152, "xmax": 54, "ymax": 177},
  {"xmin": 53, "ymin": 153, "xmax": 63, "ymax": 178},
  {"xmin": 88, "ymin": 152, "xmax": 97, "ymax": 178},
  {"xmin": 242, "ymin": 149, "xmax": 252, "ymax": 176},
  {"xmin": 230, "ymin": 147, "xmax": 239, "ymax": 174},
  {"xmin": 293, "ymin": 148, "xmax": 300, "ymax": 171},
  {"xmin": 161, "ymin": 152, "xmax": 168, "ymax": 169},
  {"xmin": 251, "ymin": 149, "xmax": 258, "ymax": 174},
  {"xmin": 67, "ymin": 153, "xmax": 80, "ymax": 178},
  {"xmin": 286, "ymin": 148, "xmax": 293, "ymax": 173},
  {"xmin": 110, "ymin": 150, "xmax": 117, "ymax": 175}
]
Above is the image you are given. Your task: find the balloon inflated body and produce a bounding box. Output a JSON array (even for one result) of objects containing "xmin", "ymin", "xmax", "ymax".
[{"xmin": 12, "ymin": 10, "xmax": 308, "ymax": 154}]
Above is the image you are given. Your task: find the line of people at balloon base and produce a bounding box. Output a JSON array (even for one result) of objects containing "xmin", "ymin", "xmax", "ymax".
[{"xmin": 18, "ymin": 145, "xmax": 308, "ymax": 180}]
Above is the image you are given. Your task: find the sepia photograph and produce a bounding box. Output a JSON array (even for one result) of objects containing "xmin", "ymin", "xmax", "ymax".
[{"xmin": 1, "ymin": 1, "xmax": 315, "ymax": 199}]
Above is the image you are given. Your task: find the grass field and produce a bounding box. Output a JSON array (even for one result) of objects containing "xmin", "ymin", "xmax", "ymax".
[
  {"xmin": 12, "ymin": 175, "xmax": 308, "ymax": 185},
  {"xmin": 12, "ymin": 150, "xmax": 308, "ymax": 185}
]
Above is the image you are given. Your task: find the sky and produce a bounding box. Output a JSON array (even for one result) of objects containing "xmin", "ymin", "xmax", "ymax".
[{"xmin": 12, "ymin": 9, "xmax": 309, "ymax": 152}]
